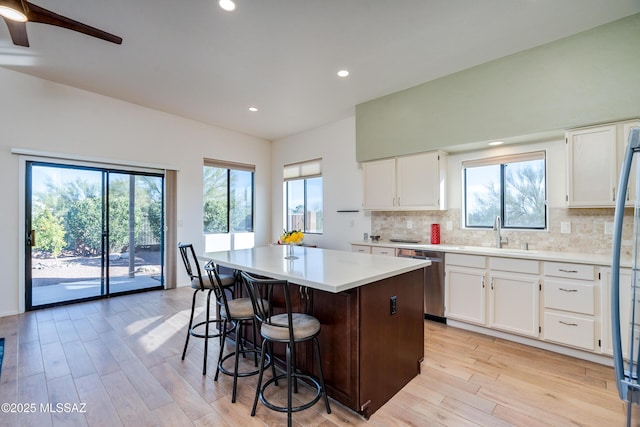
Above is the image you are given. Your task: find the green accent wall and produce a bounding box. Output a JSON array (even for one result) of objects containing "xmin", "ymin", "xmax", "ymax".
[{"xmin": 355, "ymin": 13, "xmax": 640, "ymax": 162}]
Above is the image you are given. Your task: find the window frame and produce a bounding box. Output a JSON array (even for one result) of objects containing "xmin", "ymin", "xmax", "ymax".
[
  {"xmin": 463, "ymin": 151, "xmax": 547, "ymax": 230},
  {"xmin": 283, "ymin": 159, "xmax": 323, "ymax": 235},
  {"xmin": 203, "ymin": 159, "xmax": 255, "ymax": 234}
]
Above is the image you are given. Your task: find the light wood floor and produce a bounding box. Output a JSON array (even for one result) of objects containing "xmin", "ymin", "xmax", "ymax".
[{"xmin": 0, "ymin": 286, "xmax": 637, "ymax": 426}]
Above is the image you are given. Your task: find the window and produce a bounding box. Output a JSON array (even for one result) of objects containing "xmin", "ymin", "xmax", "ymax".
[
  {"xmin": 284, "ymin": 159, "xmax": 323, "ymax": 234},
  {"xmin": 203, "ymin": 160, "xmax": 254, "ymax": 233},
  {"xmin": 463, "ymin": 151, "xmax": 546, "ymax": 229}
]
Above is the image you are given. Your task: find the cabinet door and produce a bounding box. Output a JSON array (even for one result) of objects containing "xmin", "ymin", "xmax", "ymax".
[
  {"xmin": 309, "ymin": 288, "xmax": 359, "ymax": 410},
  {"xmin": 362, "ymin": 158, "xmax": 396, "ymax": 209},
  {"xmin": 445, "ymin": 266, "xmax": 486, "ymax": 325},
  {"xmin": 397, "ymin": 152, "xmax": 442, "ymax": 209},
  {"xmin": 621, "ymin": 121, "xmax": 640, "ymax": 206},
  {"xmin": 566, "ymin": 125, "xmax": 617, "ymax": 207},
  {"xmin": 601, "ymin": 267, "xmax": 632, "ymax": 358},
  {"xmin": 489, "ymin": 272, "xmax": 539, "ymax": 337}
]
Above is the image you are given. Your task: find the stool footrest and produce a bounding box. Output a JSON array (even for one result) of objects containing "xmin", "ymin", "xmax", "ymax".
[
  {"xmin": 189, "ymin": 319, "xmax": 232, "ymax": 339},
  {"xmin": 218, "ymin": 349, "xmax": 271, "ymax": 378},
  {"xmin": 259, "ymin": 373, "xmax": 323, "ymax": 413}
]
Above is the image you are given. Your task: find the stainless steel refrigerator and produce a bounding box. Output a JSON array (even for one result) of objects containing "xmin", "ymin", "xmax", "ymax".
[{"xmin": 611, "ymin": 126, "xmax": 640, "ymax": 426}]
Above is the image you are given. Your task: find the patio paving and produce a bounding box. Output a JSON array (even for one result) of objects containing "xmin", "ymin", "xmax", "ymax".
[{"xmin": 32, "ymin": 275, "xmax": 162, "ymax": 306}]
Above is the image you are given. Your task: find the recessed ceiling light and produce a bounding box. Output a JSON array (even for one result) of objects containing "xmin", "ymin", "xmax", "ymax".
[
  {"xmin": 488, "ymin": 141, "xmax": 504, "ymax": 146},
  {"xmin": 219, "ymin": 0, "xmax": 236, "ymax": 12},
  {"xmin": 337, "ymin": 70, "xmax": 350, "ymax": 78},
  {"xmin": 248, "ymin": 107, "xmax": 258, "ymax": 112}
]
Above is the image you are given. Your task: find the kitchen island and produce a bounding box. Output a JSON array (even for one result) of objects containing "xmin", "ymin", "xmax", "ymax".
[{"xmin": 205, "ymin": 245, "xmax": 430, "ymax": 418}]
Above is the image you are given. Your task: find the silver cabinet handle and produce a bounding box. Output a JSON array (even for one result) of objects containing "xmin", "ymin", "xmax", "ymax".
[
  {"xmin": 559, "ymin": 269, "xmax": 578, "ymax": 273},
  {"xmin": 490, "ymin": 277, "xmax": 494, "ymax": 290},
  {"xmin": 559, "ymin": 288, "xmax": 578, "ymax": 293},
  {"xmin": 559, "ymin": 321, "xmax": 578, "ymax": 326}
]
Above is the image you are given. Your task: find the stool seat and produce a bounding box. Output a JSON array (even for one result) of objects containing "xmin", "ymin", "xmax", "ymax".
[
  {"xmin": 262, "ymin": 313, "xmax": 320, "ymax": 341},
  {"xmin": 221, "ymin": 297, "xmax": 267, "ymax": 320},
  {"xmin": 191, "ymin": 273, "xmax": 235, "ymax": 290}
]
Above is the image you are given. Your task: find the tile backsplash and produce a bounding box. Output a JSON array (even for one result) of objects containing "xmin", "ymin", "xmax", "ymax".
[{"xmin": 371, "ymin": 208, "xmax": 635, "ymax": 256}]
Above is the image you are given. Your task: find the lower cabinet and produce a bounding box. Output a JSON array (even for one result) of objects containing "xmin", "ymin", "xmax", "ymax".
[
  {"xmin": 445, "ymin": 254, "xmax": 487, "ymax": 325},
  {"xmin": 601, "ymin": 267, "xmax": 632, "ymax": 358},
  {"xmin": 488, "ymin": 257, "xmax": 540, "ymax": 338},
  {"xmin": 489, "ymin": 274, "xmax": 540, "ymax": 337},
  {"xmin": 541, "ymin": 262, "xmax": 598, "ymax": 351},
  {"xmin": 446, "ymin": 254, "xmax": 540, "ymax": 338},
  {"xmin": 351, "ymin": 244, "xmax": 371, "ymax": 254},
  {"xmin": 543, "ymin": 311, "xmax": 595, "ymax": 351}
]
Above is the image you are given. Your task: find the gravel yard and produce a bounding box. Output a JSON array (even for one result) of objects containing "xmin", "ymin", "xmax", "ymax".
[{"xmin": 31, "ymin": 248, "xmax": 162, "ymax": 287}]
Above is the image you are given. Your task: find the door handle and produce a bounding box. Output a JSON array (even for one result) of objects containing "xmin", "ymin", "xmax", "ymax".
[{"xmin": 27, "ymin": 229, "xmax": 35, "ymax": 246}]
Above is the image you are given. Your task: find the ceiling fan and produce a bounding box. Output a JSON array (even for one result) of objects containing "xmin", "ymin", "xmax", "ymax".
[{"xmin": 0, "ymin": 0, "xmax": 122, "ymax": 47}]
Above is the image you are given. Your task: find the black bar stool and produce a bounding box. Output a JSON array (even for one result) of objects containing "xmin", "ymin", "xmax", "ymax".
[
  {"xmin": 241, "ymin": 271, "xmax": 331, "ymax": 427},
  {"xmin": 204, "ymin": 262, "xmax": 272, "ymax": 402},
  {"xmin": 179, "ymin": 242, "xmax": 236, "ymax": 375}
]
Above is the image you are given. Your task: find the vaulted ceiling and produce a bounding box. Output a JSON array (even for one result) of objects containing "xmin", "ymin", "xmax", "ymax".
[{"xmin": 1, "ymin": 0, "xmax": 639, "ymax": 140}]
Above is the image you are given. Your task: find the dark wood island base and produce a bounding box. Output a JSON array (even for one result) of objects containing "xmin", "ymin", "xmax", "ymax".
[{"xmin": 269, "ymin": 268, "xmax": 426, "ymax": 418}]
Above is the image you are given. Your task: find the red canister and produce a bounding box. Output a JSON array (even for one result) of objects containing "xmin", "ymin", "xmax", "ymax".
[{"xmin": 431, "ymin": 223, "xmax": 440, "ymax": 244}]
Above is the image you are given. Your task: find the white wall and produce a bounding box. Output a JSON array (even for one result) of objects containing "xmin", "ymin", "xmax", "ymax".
[
  {"xmin": 0, "ymin": 68, "xmax": 271, "ymax": 317},
  {"xmin": 271, "ymin": 117, "xmax": 371, "ymax": 251}
]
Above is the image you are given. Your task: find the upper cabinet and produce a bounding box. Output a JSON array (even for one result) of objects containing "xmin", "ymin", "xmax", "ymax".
[
  {"xmin": 566, "ymin": 120, "xmax": 640, "ymax": 207},
  {"xmin": 362, "ymin": 158, "xmax": 396, "ymax": 210},
  {"xmin": 362, "ymin": 151, "xmax": 447, "ymax": 211}
]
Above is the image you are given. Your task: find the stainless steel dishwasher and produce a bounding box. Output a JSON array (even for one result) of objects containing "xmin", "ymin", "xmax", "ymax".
[{"xmin": 397, "ymin": 248, "xmax": 445, "ymax": 323}]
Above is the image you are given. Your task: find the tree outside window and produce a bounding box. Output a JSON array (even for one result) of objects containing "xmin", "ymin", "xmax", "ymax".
[
  {"xmin": 464, "ymin": 152, "xmax": 546, "ymax": 229},
  {"xmin": 203, "ymin": 165, "xmax": 254, "ymax": 233}
]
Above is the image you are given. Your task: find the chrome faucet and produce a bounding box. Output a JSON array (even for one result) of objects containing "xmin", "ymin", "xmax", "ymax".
[{"xmin": 493, "ymin": 215, "xmax": 507, "ymax": 248}]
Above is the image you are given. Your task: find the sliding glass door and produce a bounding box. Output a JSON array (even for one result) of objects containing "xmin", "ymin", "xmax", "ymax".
[{"xmin": 25, "ymin": 162, "xmax": 164, "ymax": 310}]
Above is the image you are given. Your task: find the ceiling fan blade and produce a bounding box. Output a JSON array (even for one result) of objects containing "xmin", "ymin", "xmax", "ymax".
[
  {"xmin": 2, "ymin": 16, "xmax": 29, "ymax": 46},
  {"xmin": 24, "ymin": 1, "xmax": 122, "ymax": 45}
]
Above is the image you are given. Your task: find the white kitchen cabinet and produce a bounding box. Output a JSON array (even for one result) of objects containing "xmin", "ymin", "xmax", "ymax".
[
  {"xmin": 601, "ymin": 267, "xmax": 632, "ymax": 358},
  {"xmin": 445, "ymin": 254, "xmax": 487, "ymax": 325},
  {"xmin": 371, "ymin": 246, "xmax": 396, "ymax": 256},
  {"xmin": 362, "ymin": 158, "xmax": 396, "ymax": 209},
  {"xmin": 396, "ymin": 151, "xmax": 447, "ymax": 210},
  {"xmin": 566, "ymin": 120, "xmax": 640, "ymax": 208},
  {"xmin": 488, "ymin": 257, "xmax": 540, "ymax": 338},
  {"xmin": 620, "ymin": 120, "xmax": 640, "ymax": 205},
  {"xmin": 566, "ymin": 124, "xmax": 617, "ymax": 207},
  {"xmin": 351, "ymin": 244, "xmax": 372, "ymax": 254},
  {"xmin": 362, "ymin": 151, "xmax": 447, "ymax": 211},
  {"xmin": 541, "ymin": 261, "xmax": 598, "ymax": 351}
]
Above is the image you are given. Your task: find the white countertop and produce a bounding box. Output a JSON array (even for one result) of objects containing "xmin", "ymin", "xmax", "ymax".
[
  {"xmin": 204, "ymin": 245, "xmax": 430, "ymax": 293},
  {"xmin": 351, "ymin": 240, "xmax": 630, "ymax": 267}
]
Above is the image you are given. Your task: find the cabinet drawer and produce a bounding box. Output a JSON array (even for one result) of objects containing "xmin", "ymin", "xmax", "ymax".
[
  {"xmin": 446, "ymin": 253, "xmax": 486, "ymax": 269},
  {"xmin": 544, "ymin": 279, "xmax": 595, "ymax": 315},
  {"xmin": 372, "ymin": 246, "xmax": 395, "ymax": 256},
  {"xmin": 544, "ymin": 312, "xmax": 595, "ymax": 351},
  {"xmin": 490, "ymin": 257, "xmax": 539, "ymax": 274},
  {"xmin": 351, "ymin": 245, "xmax": 371, "ymax": 254},
  {"xmin": 543, "ymin": 262, "xmax": 594, "ymax": 280}
]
